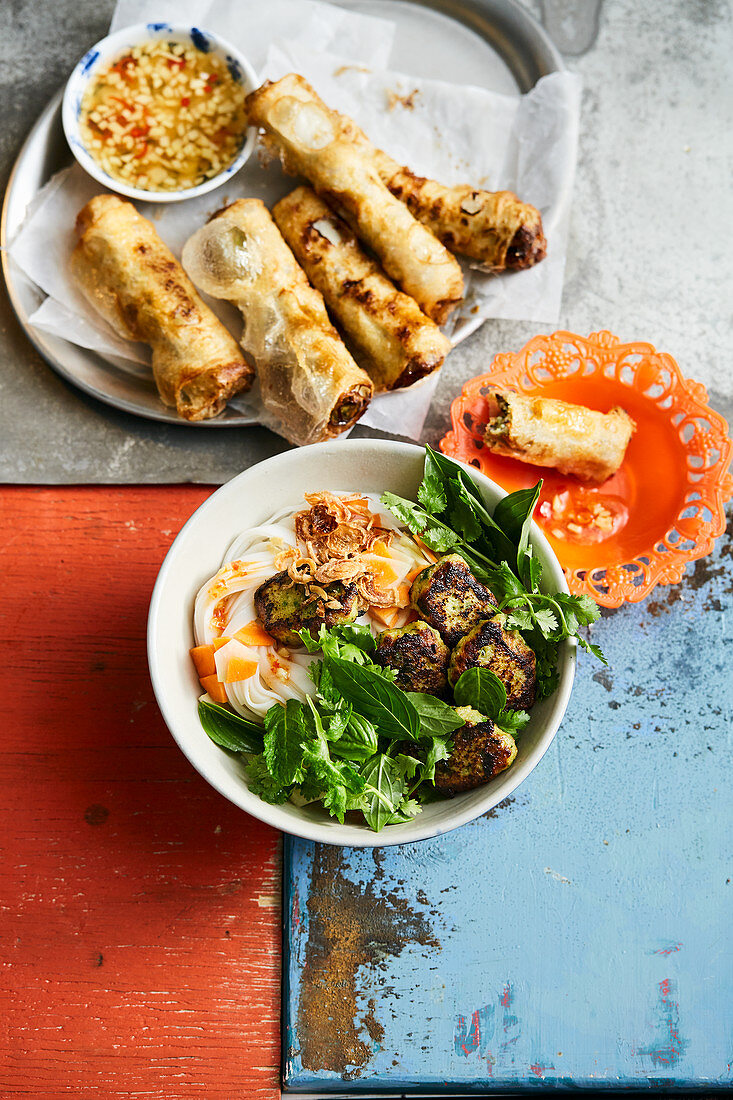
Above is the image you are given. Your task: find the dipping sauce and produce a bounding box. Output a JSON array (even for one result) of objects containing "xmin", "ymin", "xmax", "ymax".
[
  {"xmin": 78, "ymin": 39, "xmax": 247, "ymax": 192},
  {"xmin": 539, "ymin": 489, "xmax": 629, "ymax": 545}
]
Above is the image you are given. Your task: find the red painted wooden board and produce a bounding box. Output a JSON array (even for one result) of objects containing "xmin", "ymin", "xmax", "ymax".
[{"xmin": 0, "ymin": 487, "xmax": 281, "ymax": 1099}]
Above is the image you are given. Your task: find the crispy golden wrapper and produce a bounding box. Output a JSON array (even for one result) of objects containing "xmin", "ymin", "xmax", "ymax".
[
  {"xmin": 371, "ymin": 149, "xmax": 547, "ymax": 272},
  {"xmin": 272, "ymin": 186, "xmax": 451, "ymax": 392},
  {"xmin": 484, "ymin": 389, "xmax": 636, "ymax": 484},
  {"xmin": 70, "ymin": 194, "xmax": 254, "ymax": 421},
  {"xmin": 181, "ymin": 199, "xmax": 373, "ymax": 446},
  {"xmin": 245, "ymin": 74, "xmax": 463, "ymax": 325}
]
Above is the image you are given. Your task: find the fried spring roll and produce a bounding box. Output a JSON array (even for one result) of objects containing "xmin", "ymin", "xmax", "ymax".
[
  {"xmin": 181, "ymin": 199, "xmax": 373, "ymax": 446},
  {"xmin": 272, "ymin": 186, "xmax": 451, "ymax": 391},
  {"xmin": 371, "ymin": 149, "xmax": 547, "ymax": 271},
  {"xmin": 70, "ymin": 194, "xmax": 253, "ymax": 420},
  {"xmin": 484, "ymin": 389, "xmax": 636, "ymax": 484},
  {"xmin": 245, "ymin": 75, "xmax": 463, "ymax": 325}
]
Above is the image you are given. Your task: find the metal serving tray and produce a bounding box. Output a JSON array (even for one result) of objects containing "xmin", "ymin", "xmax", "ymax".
[{"xmin": 1, "ymin": 0, "xmax": 563, "ymax": 427}]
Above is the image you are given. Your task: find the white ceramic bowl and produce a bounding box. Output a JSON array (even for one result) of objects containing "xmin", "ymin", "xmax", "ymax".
[
  {"xmin": 62, "ymin": 22, "xmax": 258, "ymax": 203},
  {"xmin": 148, "ymin": 441, "xmax": 576, "ymax": 846}
]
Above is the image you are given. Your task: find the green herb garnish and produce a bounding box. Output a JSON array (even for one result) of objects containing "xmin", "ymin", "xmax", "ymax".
[
  {"xmin": 452, "ymin": 667, "xmax": 530, "ymax": 734},
  {"xmin": 382, "ymin": 445, "xmax": 607, "ymax": 698},
  {"xmin": 197, "ymin": 445, "xmax": 606, "ymax": 831},
  {"xmin": 198, "ymin": 699, "xmax": 265, "ymax": 754}
]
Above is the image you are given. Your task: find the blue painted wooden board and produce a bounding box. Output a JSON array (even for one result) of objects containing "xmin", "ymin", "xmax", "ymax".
[{"xmin": 282, "ymin": 518, "xmax": 732, "ymax": 1093}]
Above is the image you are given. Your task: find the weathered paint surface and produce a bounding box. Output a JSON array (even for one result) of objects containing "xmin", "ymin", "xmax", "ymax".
[
  {"xmin": 283, "ymin": 514, "xmax": 732, "ymax": 1091},
  {"xmin": 0, "ymin": 488, "xmax": 282, "ymax": 1098}
]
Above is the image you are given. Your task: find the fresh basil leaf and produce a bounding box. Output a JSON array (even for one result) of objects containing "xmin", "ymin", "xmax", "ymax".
[
  {"xmin": 360, "ymin": 754, "xmax": 405, "ymax": 831},
  {"xmin": 421, "ymin": 736, "xmax": 452, "ymax": 783},
  {"xmin": 522, "ymin": 550, "xmax": 543, "ymax": 593},
  {"xmin": 198, "ymin": 699, "xmax": 264, "ymax": 754},
  {"xmin": 330, "ymin": 713, "xmax": 379, "ymax": 762},
  {"xmin": 493, "ymin": 482, "xmax": 542, "ymax": 546},
  {"xmin": 297, "ymin": 628, "xmax": 324, "ymax": 654},
  {"xmin": 493, "ymin": 482, "xmax": 543, "ymax": 590},
  {"xmin": 418, "ymin": 446, "xmax": 448, "ymax": 514},
  {"xmin": 453, "ymin": 667, "xmax": 507, "ymax": 719},
  {"xmin": 326, "ymin": 657, "xmax": 420, "ymax": 741},
  {"xmin": 406, "ymin": 692, "xmax": 465, "ymax": 738},
  {"xmin": 263, "ymin": 699, "xmax": 309, "ymax": 786}
]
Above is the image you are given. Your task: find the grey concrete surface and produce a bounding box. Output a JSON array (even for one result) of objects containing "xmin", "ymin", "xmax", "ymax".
[{"xmin": 0, "ymin": 0, "xmax": 730, "ymax": 483}]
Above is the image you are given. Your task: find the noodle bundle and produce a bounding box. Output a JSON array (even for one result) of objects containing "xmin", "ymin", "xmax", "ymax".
[{"xmin": 193, "ymin": 494, "xmax": 435, "ymax": 720}]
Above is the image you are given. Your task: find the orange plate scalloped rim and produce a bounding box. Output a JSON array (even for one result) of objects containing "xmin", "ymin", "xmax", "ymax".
[{"xmin": 441, "ymin": 330, "xmax": 733, "ymax": 608}]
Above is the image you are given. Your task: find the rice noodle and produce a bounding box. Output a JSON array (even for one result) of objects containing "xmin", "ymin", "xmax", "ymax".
[{"xmin": 193, "ymin": 491, "xmax": 435, "ymax": 720}]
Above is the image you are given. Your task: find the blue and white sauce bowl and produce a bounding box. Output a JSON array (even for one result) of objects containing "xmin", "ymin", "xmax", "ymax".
[{"xmin": 62, "ymin": 22, "xmax": 259, "ymax": 204}]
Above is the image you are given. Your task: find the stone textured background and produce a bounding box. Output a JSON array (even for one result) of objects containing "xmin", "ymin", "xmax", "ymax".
[{"xmin": 1, "ymin": 0, "xmax": 730, "ymax": 482}]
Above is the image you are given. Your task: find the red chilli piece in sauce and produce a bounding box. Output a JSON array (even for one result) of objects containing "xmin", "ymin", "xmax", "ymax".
[{"xmin": 112, "ymin": 56, "xmax": 137, "ymax": 82}]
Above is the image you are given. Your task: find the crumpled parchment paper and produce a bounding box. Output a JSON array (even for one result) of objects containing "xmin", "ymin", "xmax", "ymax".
[{"xmin": 8, "ymin": 0, "xmax": 580, "ymax": 440}]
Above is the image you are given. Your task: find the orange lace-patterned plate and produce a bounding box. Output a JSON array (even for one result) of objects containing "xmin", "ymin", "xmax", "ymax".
[{"xmin": 441, "ymin": 330, "xmax": 733, "ymax": 607}]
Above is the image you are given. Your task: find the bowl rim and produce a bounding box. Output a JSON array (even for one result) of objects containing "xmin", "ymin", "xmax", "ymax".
[
  {"xmin": 61, "ymin": 21, "xmax": 258, "ymax": 204},
  {"xmin": 147, "ymin": 439, "xmax": 577, "ymax": 846}
]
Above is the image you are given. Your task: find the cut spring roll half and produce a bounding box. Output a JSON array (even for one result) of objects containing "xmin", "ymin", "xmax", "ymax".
[
  {"xmin": 181, "ymin": 199, "xmax": 373, "ymax": 446},
  {"xmin": 371, "ymin": 148, "xmax": 547, "ymax": 272},
  {"xmin": 70, "ymin": 195, "xmax": 254, "ymax": 420},
  {"xmin": 272, "ymin": 186, "xmax": 451, "ymax": 391},
  {"xmin": 245, "ymin": 74, "xmax": 463, "ymax": 325},
  {"xmin": 484, "ymin": 389, "xmax": 636, "ymax": 484}
]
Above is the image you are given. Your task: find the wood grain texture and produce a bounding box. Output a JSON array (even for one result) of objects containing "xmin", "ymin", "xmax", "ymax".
[{"xmin": 0, "ymin": 487, "xmax": 281, "ymax": 1099}]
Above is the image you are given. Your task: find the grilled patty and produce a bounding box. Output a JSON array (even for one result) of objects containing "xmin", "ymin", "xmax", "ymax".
[
  {"xmin": 254, "ymin": 570, "xmax": 364, "ymax": 647},
  {"xmin": 448, "ymin": 614, "xmax": 536, "ymax": 710},
  {"xmin": 434, "ymin": 705, "xmax": 517, "ymax": 794},
  {"xmin": 410, "ymin": 554, "xmax": 498, "ymax": 647},
  {"xmin": 374, "ymin": 620, "xmax": 450, "ymax": 696}
]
